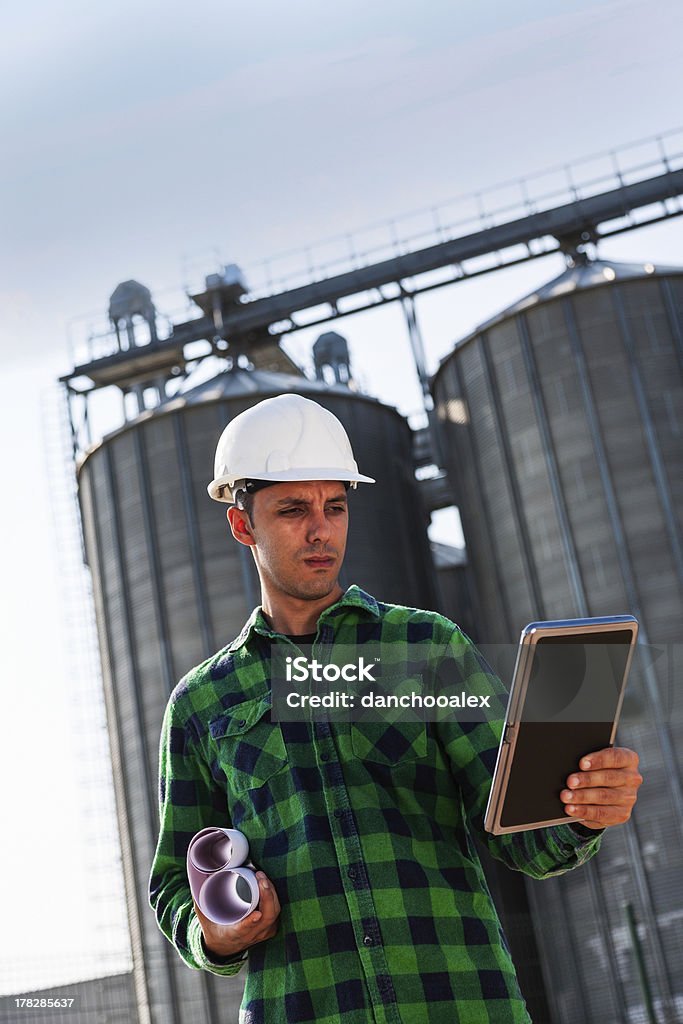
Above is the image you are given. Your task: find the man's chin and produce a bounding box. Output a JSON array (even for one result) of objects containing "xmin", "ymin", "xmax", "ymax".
[{"xmin": 290, "ymin": 576, "xmax": 341, "ymax": 601}]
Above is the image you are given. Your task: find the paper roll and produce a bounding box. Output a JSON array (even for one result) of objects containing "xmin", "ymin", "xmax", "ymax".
[
  {"xmin": 198, "ymin": 867, "xmax": 260, "ymax": 925},
  {"xmin": 187, "ymin": 827, "xmax": 260, "ymax": 925},
  {"xmin": 189, "ymin": 827, "xmax": 249, "ymax": 872}
]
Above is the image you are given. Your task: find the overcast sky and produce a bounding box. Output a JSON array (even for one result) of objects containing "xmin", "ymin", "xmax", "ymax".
[
  {"xmin": 3, "ymin": 0, "xmax": 683, "ymax": 366},
  {"xmin": 2, "ymin": 0, "xmax": 683, "ymax": 996}
]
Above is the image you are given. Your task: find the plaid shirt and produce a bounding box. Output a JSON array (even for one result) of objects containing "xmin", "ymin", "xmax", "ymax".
[{"xmin": 149, "ymin": 585, "xmax": 602, "ymax": 1023}]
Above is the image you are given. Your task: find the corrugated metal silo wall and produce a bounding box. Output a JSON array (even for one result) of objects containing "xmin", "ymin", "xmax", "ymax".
[
  {"xmin": 0, "ymin": 974, "xmax": 136, "ymax": 1024},
  {"xmin": 78, "ymin": 386, "xmax": 438, "ymax": 1024},
  {"xmin": 433, "ymin": 273, "xmax": 683, "ymax": 1024}
]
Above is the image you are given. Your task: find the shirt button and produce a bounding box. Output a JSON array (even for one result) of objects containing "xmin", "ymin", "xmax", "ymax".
[
  {"xmin": 334, "ymin": 809, "xmax": 343, "ymax": 818},
  {"xmin": 320, "ymin": 752, "xmax": 329, "ymax": 762},
  {"xmin": 363, "ymin": 935, "xmax": 373, "ymax": 947},
  {"xmin": 237, "ymin": 719, "xmax": 246, "ymax": 728},
  {"xmin": 348, "ymin": 867, "xmax": 356, "ymax": 879}
]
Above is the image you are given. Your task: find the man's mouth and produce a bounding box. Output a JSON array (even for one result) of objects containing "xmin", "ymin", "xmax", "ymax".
[{"xmin": 304, "ymin": 556, "xmax": 335, "ymax": 568}]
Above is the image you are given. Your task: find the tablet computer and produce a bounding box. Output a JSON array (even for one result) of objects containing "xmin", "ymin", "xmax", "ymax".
[{"xmin": 483, "ymin": 615, "xmax": 639, "ymax": 835}]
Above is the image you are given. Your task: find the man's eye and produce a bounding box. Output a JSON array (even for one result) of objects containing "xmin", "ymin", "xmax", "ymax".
[{"xmin": 278, "ymin": 505, "xmax": 345, "ymax": 516}]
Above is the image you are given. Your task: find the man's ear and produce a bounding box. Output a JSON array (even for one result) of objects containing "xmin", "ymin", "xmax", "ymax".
[{"xmin": 227, "ymin": 505, "xmax": 256, "ymax": 547}]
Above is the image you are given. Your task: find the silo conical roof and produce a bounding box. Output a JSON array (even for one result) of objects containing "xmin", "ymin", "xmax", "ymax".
[
  {"xmin": 159, "ymin": 366, "xmax": 377, "ymax": 409},
  {"xmin": 435, "ymin": 258, "xmax": 683, "ymax": 375}
]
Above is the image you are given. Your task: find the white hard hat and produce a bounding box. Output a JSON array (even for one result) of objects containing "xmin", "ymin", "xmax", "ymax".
[{"xmin": 207, "ymin": 393, "xmax": 376, "ymax": 503}]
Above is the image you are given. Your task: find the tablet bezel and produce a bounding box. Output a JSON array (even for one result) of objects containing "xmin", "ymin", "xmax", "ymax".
[{"xmin": 483, "ymin": 615, "xmax": 639, "ymax": 835}]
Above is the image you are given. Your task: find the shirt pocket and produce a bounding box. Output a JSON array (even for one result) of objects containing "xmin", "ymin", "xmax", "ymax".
[
  {"xmin": 350, "ymin": 673, "xmax": 427, "ymax": 766},
  {"xmin": 209, "ymin": 695, "xmax": 288, "ymax": 795}
]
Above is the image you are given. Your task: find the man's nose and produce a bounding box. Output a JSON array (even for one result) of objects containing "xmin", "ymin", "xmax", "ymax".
[{"xmin": 306, "ymin": 507, "xmax": 332, "ymax": 543}]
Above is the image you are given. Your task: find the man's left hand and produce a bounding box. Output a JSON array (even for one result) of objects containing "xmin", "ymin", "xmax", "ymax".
[{"xmin": 560, "ymin": 746, "xmax": 643, "ymax": 829}]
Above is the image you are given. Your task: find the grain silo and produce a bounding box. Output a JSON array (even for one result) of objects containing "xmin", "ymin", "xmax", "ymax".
[
  {"xmin": 74, "ymin": 296, "xmax": 439, "ymax": 1023},
  {"xmin": 433, "ymin": 259, "xmax": 683, "ymax": 1024}
]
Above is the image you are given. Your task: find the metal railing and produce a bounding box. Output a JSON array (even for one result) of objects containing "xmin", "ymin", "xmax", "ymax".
[
  {"xmin": 230, "ymin": 126, "xmax": 683, "ymax": 299},
  {"xmin": 66, "ymin": 126, "xmax": 683, "ymax": 372}
]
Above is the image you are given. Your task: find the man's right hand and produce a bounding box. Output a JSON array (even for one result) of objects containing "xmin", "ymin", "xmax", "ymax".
[{"xmin": 194, "ymin": 871, "xmax": 281, "ymax": 959}]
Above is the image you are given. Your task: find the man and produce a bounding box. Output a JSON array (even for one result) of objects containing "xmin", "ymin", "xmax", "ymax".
[{"xmin": 149, "ymin": 393, "xmax": 642, "ymax": 1023}]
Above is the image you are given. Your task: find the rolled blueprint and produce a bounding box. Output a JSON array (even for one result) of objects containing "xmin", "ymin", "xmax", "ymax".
[
  {"xmin": 189, "ymin": 827, "xmax": 249, "ymax": 873},
  {"xmin": 187, "ymin": 827, "xmax": 260, "ymax": 925},
  {"xmin": 198, "ymin": 866, "xmax": 260, "ymax": 925}
]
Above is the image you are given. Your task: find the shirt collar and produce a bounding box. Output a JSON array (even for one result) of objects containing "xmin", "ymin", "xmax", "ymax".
[{"xmin": 227, "ymin": 584, "xmax": 381, "ymax": 653}]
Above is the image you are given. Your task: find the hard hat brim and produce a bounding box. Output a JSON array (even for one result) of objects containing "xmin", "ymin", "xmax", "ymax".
[{"xmin": 208, "ymin": 468, "xmax": 376, "ymax": 503}]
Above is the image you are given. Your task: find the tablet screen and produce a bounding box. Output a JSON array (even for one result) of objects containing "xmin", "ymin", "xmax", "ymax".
[{"xmin": 499, "ymin": 629, "xmax": 634, "ymax": 830}]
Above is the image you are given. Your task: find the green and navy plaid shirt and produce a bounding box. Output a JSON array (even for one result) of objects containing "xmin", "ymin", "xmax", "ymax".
[{"xmin": 149, "ymin": 585, "xmax": 602, "ymax": 1023}]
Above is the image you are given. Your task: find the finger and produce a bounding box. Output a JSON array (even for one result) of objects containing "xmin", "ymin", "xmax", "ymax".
[
  {"xmin": 578, "ymin": 746, "xmax": 639, "ymax": 772},
  {"xmin": 565, "ymin": 768, "xmax": 643, "ymax": 790},
  {"xmin": 560, "ymin": 786, "xmax": 636, "ymax": 807},
  {"xmin": 267, "ymin": 881, "xmax": 281, "ymax": 918},
  {"xmin": 238, "ymin": 908, "xmax": 264, "ymax": 928},
  {"xmin": 255, "ymin": 872, "xmax": 281, "ymax": 920},
  {"xmin": 563, "ymin": 802, "xmax": 633, "ymax": 826}
]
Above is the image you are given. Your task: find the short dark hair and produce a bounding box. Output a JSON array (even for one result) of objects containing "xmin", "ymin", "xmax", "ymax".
[{"xmin": 233, "ymin": 487, "xmax": 256, "ymax": 524}]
